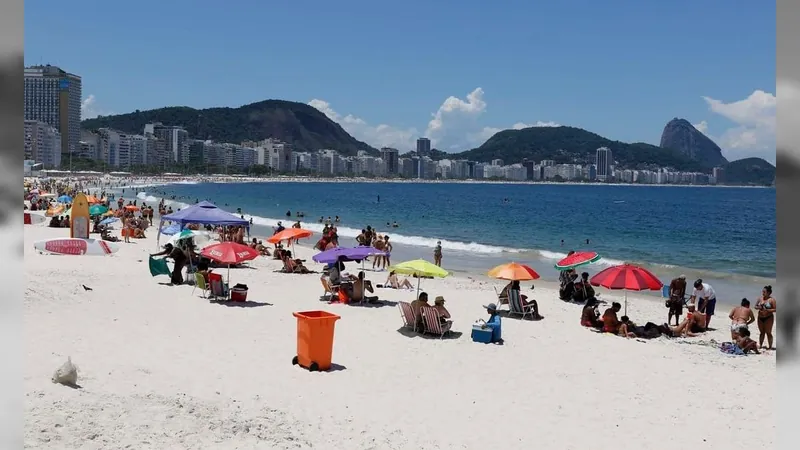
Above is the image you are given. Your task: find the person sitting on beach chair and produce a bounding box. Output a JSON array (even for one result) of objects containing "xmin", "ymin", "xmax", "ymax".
[
  {"xmin": 434, "ymin": 296, "xmax": 451, "ymax": 323},
  {"xmin": 410, "ymin": 292, "xmax": 431, "ymax": 330}
]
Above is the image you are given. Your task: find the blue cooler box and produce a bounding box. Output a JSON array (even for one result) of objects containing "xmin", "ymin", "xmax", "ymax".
[{"xmin": 471, "ymin": 325, "xmax": 493, "ymax": 343}]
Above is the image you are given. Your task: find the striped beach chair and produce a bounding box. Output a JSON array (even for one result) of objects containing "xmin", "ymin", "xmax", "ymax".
[
  {"xmin": 398, "ymin": 301, "xmax": 418, "ymax": 332},
  {"xmin": 420, "ymin": 305, "xmax": 453, "ymax": 339},
  {"xmin": 508, "ymin": 289, "xmax": 536, "ymax": 320}
]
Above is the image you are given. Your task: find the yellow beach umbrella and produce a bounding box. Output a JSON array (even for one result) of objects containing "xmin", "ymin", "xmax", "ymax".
[{"xmin": 388, "ymin": 259, "xmax": 449, "ymax": 296}]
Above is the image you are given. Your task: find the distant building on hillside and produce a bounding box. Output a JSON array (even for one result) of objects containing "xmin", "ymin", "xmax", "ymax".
[
  {"xmin": 596, "ymin": 147, "xmax": 613, "ymax": 181},
  {"xmin": 380, "ymin": 147, "xmax": 400, "ymax": 175}
]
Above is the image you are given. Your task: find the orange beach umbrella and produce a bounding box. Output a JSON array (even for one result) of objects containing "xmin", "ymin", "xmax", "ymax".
[
  {"xmin": 86, "ymin": 195, "xmax": 101, "ymax": 204},
  {"xmin": 124, "ymin": 205, "xmax": 140, "ymax": 211},
  {"xmin": 267, "ymin": 228, "xmax": 313, "ymax": 244},
  {"xmin": 487, "ymin": 262, "xmax": 541, "ymax": 281}
]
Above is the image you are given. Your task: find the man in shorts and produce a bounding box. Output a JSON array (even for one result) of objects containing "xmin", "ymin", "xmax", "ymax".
[
  {"xmin": 667, "ymin": 274, "xmax": 687, "ymax": 326},
  {"xmin": 689, "ymin": 279, "xmax": 717, "ymax": 328}
]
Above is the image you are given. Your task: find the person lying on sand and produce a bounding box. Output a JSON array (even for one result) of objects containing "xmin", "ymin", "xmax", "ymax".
[
  {"xmin": 385, "ymin": 271, "xmax": 413, "ymax": 289},
  {"xmin": 668, "ymin": 304, "xmax": 706, "ymax": 337}
]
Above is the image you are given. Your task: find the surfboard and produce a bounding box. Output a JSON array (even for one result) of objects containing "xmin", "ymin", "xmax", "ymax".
[
  {"xmin": 24, "ymin": 212, "xmax": 47, "ymax": 225},
  {"xmin": 33, "ymin": 238, "xmax": 119, "ymax": 256},
  {"xmin": 70, "ymin": 193, "xmax": 90, "ymax": 239}
]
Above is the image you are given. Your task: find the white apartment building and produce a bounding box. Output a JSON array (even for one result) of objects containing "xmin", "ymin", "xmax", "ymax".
[{"xmin": 24, "ymin": 120, "xmax": 62, "ymax": 168}]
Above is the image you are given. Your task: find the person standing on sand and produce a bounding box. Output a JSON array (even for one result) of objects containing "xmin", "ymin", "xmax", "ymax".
[
  {"xmin": 433, "ymin": 241, "xmax": 443, "ymax": 266},
  {"xmin": 689, "ymin": 279, "xmax": 717, "ymax": 328},
  {"xmin": 667, "ymin": 275, "xmax": 687, "ymax": 326},
  {"xmin": 755, "ymin": 285, "xmax": 777, "ymax": 349},
  {"xmin": 372, "ymin": 235, "xmax": 386, "ymax": 270},
  {"xmin": 728, "ymin": 298, "xmax": 755, "ymax": 340},
  {"xmin": 383, "ymin": 236, "xmax": 393, "ymax": 268}
]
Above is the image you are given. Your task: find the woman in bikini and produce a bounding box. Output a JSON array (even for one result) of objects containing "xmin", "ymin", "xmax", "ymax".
[{"xmin": 755, "ymin": 285, "xmax": 776, "ymax": 349}]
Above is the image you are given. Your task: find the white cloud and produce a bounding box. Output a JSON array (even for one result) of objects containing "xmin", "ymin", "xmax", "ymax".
[
  {"xmin": 81, "ymin": 94, "xmax": 112, "ymax": 119},
  {"xmin": 309, "ymin": 88, "xmax": 557, "ymax": 152},
  {"xmin": 693, "ymin": 120, "xmax": 708, "ymax": 134},
  {"xmin": 307, "ymin": 99, "xmax": 418, "ymax": 150},
  {"xmin": 699, "ymin": 89, "xmax": 776, "ymax": 163}
]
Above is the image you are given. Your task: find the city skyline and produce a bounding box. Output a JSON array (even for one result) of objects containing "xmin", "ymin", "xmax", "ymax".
[{"xmin": 24, "ymin": 0, "xmax": 775, "ymax": 163}]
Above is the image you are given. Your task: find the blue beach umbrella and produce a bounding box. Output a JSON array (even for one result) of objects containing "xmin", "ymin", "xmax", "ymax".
[
  {"xmin": 100, "ymin": 217, "xmax": 118, "ymax": 226},
  {"xmin": 57, "ymin": 195, "xmax": 72, "ymax": 203}
]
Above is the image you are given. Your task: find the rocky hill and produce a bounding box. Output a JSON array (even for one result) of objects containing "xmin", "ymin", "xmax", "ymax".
[
  {"xmin": 722, "ymin": 157, "xmax": 775, "ymax": 186},
  {"xmin": 81, "ymin": 100, "xmax": 377, "ymax": 156},
  {"xmin": 455, "ymin": 126, "xmax": 706, "ymax": 172},
  {"xmin": 659, "ymin": 118, "xmax": 728, "ymax": 168}
]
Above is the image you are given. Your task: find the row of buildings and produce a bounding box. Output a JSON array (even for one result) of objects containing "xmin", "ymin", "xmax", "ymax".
[{"xmin": 23, "ymin": 64, "xmax": 725, "ymax": 185}]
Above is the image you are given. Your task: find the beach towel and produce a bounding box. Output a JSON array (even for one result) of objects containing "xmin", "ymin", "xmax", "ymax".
[
  {"xmin": 149, "ymin": 256, "xmax": 171, "ymax": 277},
  {"xmin": 720, "ymin": 342, "xmax": 745, "ymax": 356}
]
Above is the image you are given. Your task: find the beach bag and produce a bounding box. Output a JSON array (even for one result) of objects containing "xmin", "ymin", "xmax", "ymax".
[
  {"xmin": 720, "ymin": 342, "xmax": 745, "ymax": 356},
  {"xmin": 149, "ymin": 256, "xmax": 171, "ymax": 277}
]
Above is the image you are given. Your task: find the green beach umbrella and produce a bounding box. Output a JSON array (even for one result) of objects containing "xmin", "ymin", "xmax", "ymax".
[
  {"xmin": 89, "ymin": 205, "xmax": 108, "ymax": 216},
  {"xmin": 554, "ymin": 251, "xmax": 601, "ymax": 270}
]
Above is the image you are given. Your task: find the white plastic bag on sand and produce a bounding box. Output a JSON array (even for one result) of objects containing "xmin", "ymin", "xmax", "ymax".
[{"xmin": 51, "ymin": 357, "xmax": 78, "ymax": 386}]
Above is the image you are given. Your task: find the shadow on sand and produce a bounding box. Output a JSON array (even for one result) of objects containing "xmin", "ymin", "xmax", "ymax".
[
  {"xmin": 395, "ymin": 327, "xmax": 463, "ymax": 340},
  {"xmin": 209, "ymin": 300, "xmax": 273, "ymax": 308}
]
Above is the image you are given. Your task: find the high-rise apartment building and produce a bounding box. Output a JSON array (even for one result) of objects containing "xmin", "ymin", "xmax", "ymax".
[
  {"xmin": 24, "ymin": 120, "xmax": 62, "ymax": 168},
  {"xmin": 145, "ymin": 123, "xmax": 189, "ymax": 164},
  {"xmin": 596, "ymin": 147, "xmax": 613, "ymax": 181},
  {"xmin": 416, "ymin": 137, "xmax": 431, "ymax": 155},
  {"xmin": 380, "ymin": 147, "xmax": 399, "ymax": 175},
  {"xmin": 24, "ymin": 65, "xmax": 82, "ymax": 157}
]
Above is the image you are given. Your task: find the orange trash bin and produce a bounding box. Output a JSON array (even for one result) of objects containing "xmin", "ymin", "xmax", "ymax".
[{"xmin": 292, "ymin": 310, "xmax": 340, "ymax": 372}]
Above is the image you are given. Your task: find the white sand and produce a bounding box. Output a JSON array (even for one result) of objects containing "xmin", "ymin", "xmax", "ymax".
[{"xmin": 24, "ymin": 224, "xmax": 775, "ymax": 449}]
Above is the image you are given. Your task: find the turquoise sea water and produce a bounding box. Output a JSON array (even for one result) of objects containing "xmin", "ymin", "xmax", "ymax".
[{"xmin": 130, "ymin": 181, "xmax": 775, "ymax": 304}]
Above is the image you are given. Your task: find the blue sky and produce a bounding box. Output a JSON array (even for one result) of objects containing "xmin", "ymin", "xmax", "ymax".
[{"xmin": 25, "ymin": 0, "xmax": 776, "ymax": 162}]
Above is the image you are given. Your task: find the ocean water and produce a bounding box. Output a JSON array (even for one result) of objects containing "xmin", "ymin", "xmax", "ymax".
[{"xmin": 129, "ymin": 181, "xmax": 775, "ymax": 303}]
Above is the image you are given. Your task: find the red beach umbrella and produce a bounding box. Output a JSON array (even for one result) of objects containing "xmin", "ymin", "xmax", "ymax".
[
  {"xmin": 589, "ymin": 264, "xmax": 663, "ymax": 315},
  {"xmin": 201, "ymin": 241, "xmax": 259, "ymax": 265},
  {"xmin": 555, "ymin": 251, "xmax": 601, "ymax": 270},
  {"xmin": 201, "ymin": 242, "xmax": 259, "ymax": 283}
]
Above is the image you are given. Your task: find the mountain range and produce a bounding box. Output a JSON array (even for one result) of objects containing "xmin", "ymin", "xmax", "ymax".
[{"xmin": 81, "ymin": 98, "xmax": 775, "ymax": 185}]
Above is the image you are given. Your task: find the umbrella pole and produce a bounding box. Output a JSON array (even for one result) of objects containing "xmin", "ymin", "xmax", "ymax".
[
  {"xmin": 416, "ymin": 276, "xmax": 421, "ymax": 299},
  {"xmin": 624, "ymin": 292, "xmax": 628, "ymax": 316}
]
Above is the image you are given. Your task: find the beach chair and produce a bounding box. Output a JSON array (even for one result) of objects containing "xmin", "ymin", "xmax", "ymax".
[
  {"xmin": 398, "ymin": 301, "xmax": 418, "ymax": 332},
  {"xmin": 420, "ymin": 305, "xmax": 453, "ymax": 339},
  {"xmin": 192, "ymin": 272, "xmax": 209, "ymax": 299},
  {"xmin": 508, "ymin": 290, "xmax": 536, "ymax": 320},
  {"xmin": 493, "ymin": 286, "xmax": 509, "ymax": 309},
  {"xmin": 320, "ymin": 276, "xmax": 339, "ymax": 301}
]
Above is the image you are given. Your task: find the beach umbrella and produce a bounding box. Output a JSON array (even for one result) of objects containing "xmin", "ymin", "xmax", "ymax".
[
  {"xmin": 589, "ymin": 264, "xmax": 663, "ymax": 315},
  {"xmin": 267, "ymin": 228, "xmax": 313, "ymax": 244},
  {"xmin": 312, "ymin": 246, "xmax": 385, "ymax": 264},
  {"xmin": 99, "ymin": 217, "xmax": 118, "ymax": 227},
  {"xmin": 89, "ymin": 205, "xmax": 108, "ymax": 216},
  {"xmin": 86, "ymin": 195, "xmax": 102, "ymax": 204},
  {"xmin": 160, "ymin": 223, "xmax": 182, "ymax": 236},
  {"xmin": 57, "ymin": 195, "xmax": 72, "ymax": 203},
  {"xmin": 124, "ymin": 205, "xmax": 140, "ymax": 211},
  {"xmin": 389, "ymin": 259, "xmax": 449, "ymax": 297},
  {"xmin": 555, "ymin": 251, "xmax": 601, "ymax": 270},
  {"xmin": 201, "ymin": 241, "xmax": 259, "ymax": 283},
  {"xmin": 167, "ymin": 229, "xmax": 212, "ymax": 248},
  {"xmin": 487, "ymin": 262, "xmax": 540, "ymax": 281}
]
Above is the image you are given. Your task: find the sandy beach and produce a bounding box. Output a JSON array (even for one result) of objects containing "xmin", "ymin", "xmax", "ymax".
[{"xmin": 24, "ymin": 223, "xmax": 776, "ymax": 449}]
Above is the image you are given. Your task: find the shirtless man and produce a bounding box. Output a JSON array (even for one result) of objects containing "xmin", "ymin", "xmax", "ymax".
[
  {"xmin": 728, "ymin": 298, "xmax": 756, "ymax": 340},
  {"xmin": 669, "ymin": 304, "xmax": 707, "ymax": 337},
  {"xmin": 372, "ymin": 235, "xmax": 386, "ymax": 270},
  {"xmin": 383, "ymin": 236, "xmax": 393, "ymax": 268}
]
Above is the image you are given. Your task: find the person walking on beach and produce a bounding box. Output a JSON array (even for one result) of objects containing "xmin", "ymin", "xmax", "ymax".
[
  {"xmin": 755, "ymin": 285, "xmax": 777, "ymax": 349},
  {"xmin": 728, "ymin": 298, "xmax": 755, "ymax": 340},
  {"xmin": 667, "ymin": 275, "xmax": 687, "ymax": 326},
  {"xmin": 433, "ymin": 241, "xmax": 443, "ymax": 267},
  {"xmin": 689, "ymin": 279, "xmax": 717, "ymax": 328},
  {"xmin": 383, "ymin": 236, "xmax": 393, "ymax": 268}
]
